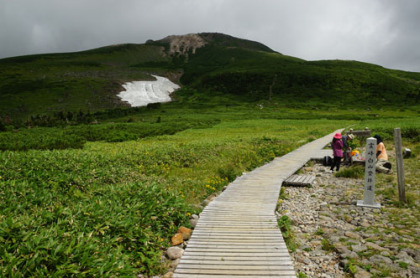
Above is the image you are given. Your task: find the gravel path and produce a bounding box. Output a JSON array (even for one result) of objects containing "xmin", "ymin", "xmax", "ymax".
[{"xmin": 278, "ymin": 163, "xmax": 419, "ymax": 278}]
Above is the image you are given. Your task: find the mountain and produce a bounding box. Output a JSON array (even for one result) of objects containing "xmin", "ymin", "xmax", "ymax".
[{"xmin": 1, "ymin": 32, "xmax": 419, "ymax": 121}]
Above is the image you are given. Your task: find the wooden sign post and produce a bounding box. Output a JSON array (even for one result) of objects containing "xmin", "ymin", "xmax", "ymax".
[
  {"xmin": 357, "ymin": 137, "xmax": 381, "ymax": 208},
  {"xmin": 394, "ymin": 128, "xmax": 406, "ymax": 203}
]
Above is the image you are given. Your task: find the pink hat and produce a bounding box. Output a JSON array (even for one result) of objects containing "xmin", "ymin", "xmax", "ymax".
[{"xmin": 334, "ymin": 133, "xmax": 342, "ymax": 139}]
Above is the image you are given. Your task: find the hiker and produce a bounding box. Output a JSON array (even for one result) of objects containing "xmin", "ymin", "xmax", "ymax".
[
  {"xmin": 330, "ymin": 133, "xmax": 343, "ymax": 172},
  {"xmin": 342, "ymin": 133, "xmax": 354, "ymax": 165},
  {"xmin": 373, "ymin": 135, "xmax": 392, "ymax": 174}
]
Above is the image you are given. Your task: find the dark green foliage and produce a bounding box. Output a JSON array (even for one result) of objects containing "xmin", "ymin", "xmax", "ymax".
[
  {"xmin": 370, "ymin": 127, "xmax": 420, "ymax": 142},
  {"xmin": 0, "ymin": 181, "xmax": 191, "ymax": 276},
  {"xmin": 0, "ymin": 119, "xmax": 220, "ymax": 151},
  {"xmin": 277, "ymin": 215, "xmax": 297, "ymax": 252},
  {"xmin": 335, "ymin": 166, "xmax": 365, "ymax": 179},
  {"xmin": 0, "ymin": 128, "xmax": 86, "ymax": 150}
]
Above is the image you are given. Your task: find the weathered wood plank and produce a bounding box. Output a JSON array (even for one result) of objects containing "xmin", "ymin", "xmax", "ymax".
[
  {"xmin": 175, "ymin": 269, "xmax": 296, "ymax": 275},
  {"xmin": 173, "ymin": 274, "xmax": 296, "ymax": 278},
  {"xmin": 186, "ymin": 243, "xmax": 287, "ymax": 248},
  {"xmin": 176, "ymin": 264, "xmax": 293, "ymax": 270},
  {"xmin": 179, "ymin": 255, "xmax": 291, "ymax": 261},
  {"xmin": 283, "ymin": 174, "xmax": 315, "ymax": 186}
]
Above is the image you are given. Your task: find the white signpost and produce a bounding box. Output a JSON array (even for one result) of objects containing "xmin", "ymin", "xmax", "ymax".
[{"xmin": 357, "ymin": 137, "xmax": 381, "ymax": 208}]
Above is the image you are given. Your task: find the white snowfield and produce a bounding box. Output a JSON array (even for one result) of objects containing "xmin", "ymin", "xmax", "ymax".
[{"xmin": 117, "ymin": 75, "xmax": 180, "ymax": 107}]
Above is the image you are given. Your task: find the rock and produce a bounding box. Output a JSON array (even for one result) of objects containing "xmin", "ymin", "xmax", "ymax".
[
  {"xmin": 344, "ymin": 231, "xmax": 361, "ymax": 240},
  {"xmin": 380, "ymin": 251, "xmax": 391, "ymax": 257},
  {"xmin": 170, "ymin": 258, "xmax": 180, "ymax": 269},
  {"xmin": 348, "ymin": 251, "xmax": 359, "ymax": 259},
  {"xmin": 171, "ymin": 233, "xmax": 184, "ymax": 246},
  {"xmin": 354, "ymin": 266, "xmax": 371, "ymax": 278},
  {"xmin": 401, "ymin": 247, "xmax": 420, "ymax": 262},
  {"xmin": 366, "ymin": 242, "xmax": 387, "ymax": 252},
  {"xmin": 166, "ymin": 247, "xmax": 184, "ymax": 260},
  {"xmin": 334, "ymin": 243, "xmax": 350, "ymax": 255},
  {"xmin": 360, "ymin": 219, "xmax": 370, "ymax": 227},
  {"xmin": 409, "ymin": 265, "xmax": 420, "ymax": 276},
  {"xmin": 352, "ymin": 244, "xmax": 367, "ymax": 253},
  {"xmin": 177, "ymin": 226, "xmax": 192, "ymax": 240},
  {"xmin": 344, "ymin": 215, "xmax": 353, "ymax": 223},
  {"xmin": 369, "ymin": 254, "xmax": 393, "ymax": 266},
  {"xmin": 189, "ymin": 218, "xmax": 198, "ymax": 228},
  {"xmin": 201, "ymin": 199, "xmax": 210, "ymax": 207},
  {"xmin": 396, "ymin": 251, "xmax": 415, "ymax": 265},
  {"xmin": 162, "ymin": 271, "xmax": 173, "ymax": 278},
  {"xmin": 297, "ymin": 256, "xmax": 312, "ymax": 265},
  {"xmin": 206, "ymin": 193, "xmax": 217, "ymax": 201}
]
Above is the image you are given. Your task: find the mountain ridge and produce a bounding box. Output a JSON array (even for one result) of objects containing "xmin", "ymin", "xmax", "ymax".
[{"xmin": 0, "ymin": 32, "xmax": 419, "ymax": 122}]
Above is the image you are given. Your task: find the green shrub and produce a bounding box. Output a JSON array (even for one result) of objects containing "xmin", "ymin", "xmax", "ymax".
[
  {"xmin": 335, "ymin": 165, "xmax": 364, "ymax": 179},
  {"xmin": 0, "ymin": 128, "xmax": 86, "ymax": 151},
  {"xmin": 321, "ymin": 238, "xmax": 335, "ymax": 252},
  {"xmin": 217, "ymin": 162, "xmax": 241, "ymax": 182},
  {"xmin": 0, "ymin": 181, "xmax": 191, "ymax": 277},
  {"xmin": 277, "ymin": 215, "xmax": 297, "ymax": 252}
]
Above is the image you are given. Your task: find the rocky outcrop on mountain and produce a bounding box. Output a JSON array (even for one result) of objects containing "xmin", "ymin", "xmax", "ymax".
[{"xmin": 158, "ymin": 34, "xmax": 207, "ymax": 56}]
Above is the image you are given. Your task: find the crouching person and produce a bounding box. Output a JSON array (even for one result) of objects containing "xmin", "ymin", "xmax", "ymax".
[{"xmin": 373, "ymin": 135, "xmax": 392, "ymax": 174}]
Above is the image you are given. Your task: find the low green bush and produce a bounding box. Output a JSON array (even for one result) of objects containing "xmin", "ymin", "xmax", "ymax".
[
  {"xmin": 0, "ymin": 180, "xmax": 191, "ymax": 277},
  {"xmin": 335, "ymin": 166, "xmax": 364, "ymax": 179}
]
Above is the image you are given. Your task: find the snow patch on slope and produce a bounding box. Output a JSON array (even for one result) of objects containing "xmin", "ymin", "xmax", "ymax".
[{"xmin": 117, "ymin": 75, "xmax": 180, "ymax": 107}]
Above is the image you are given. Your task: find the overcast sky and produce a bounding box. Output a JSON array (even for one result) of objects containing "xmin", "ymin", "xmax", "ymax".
[{"xmin": 1, "ymin": 0, "xmax": 419, "ymax": 72}]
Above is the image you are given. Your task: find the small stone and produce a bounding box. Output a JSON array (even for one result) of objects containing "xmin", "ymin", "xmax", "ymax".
[
  {"xmin": 171, "ymin": 233, "xmax": 184, "ymax": 246},
  {"xmin": 352, "ymin": 244, "xmax": 367, "ymax": 253},
  {"xmin": 334, "ymin": 243, "xmax": 350, "ymax": 254},
  {"xmin": 162, "ymin": 271, "xmax": 173, "ymax": 278},
  {"xmin": 380, "ymin": 250, "xmax": 391, "ymax": 257},
  {"xmin": 170, "ymin": 258, "xmax": 180, "ymax": 269},
  {"xmin": 396, "ymin": 251, "xmax": 415, "ymax": 265},
  {"xmin": 366, "ymin": 242, "xmax": 387, "ymax": 252},
  {"xmin": 189, "ymin": 218, "xmax": 198, "ymax": 228},
  {"xmin": 297, "ymin": 256, "xmax": 312, "ymax": 265},
  {"xmin": 369, "ymin": 254, "xmax": 393, "ymax": 266},
  {"xmin": 360, "ymin": 219, "xmax": 370, "ymax": 227},
  {"xmin": 354, "ymin": 266, "xmax": 371, "ymax": 278},
  {"xmin": 166, "ymin": 247, "xmax": 184, "ymax": 260},
  {"xmin": 348, "ymin": 251, "xmax": 359, "ymax": 259},
  {"xmin": 344, "ymin": 231, "xmax": 361, "ymax": 239},
  {"xmin": 177, "ymin": 226, "xmax": 193, "ymax": 240}
]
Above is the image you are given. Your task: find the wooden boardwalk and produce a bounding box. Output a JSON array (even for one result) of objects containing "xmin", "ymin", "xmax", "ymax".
[{"xmin": 174, "ymin": 130, "xmax": 342, "ymax": 278}]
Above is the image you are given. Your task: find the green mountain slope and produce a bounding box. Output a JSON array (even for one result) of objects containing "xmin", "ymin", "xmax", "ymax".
[{"xmin": 1, "ymin": 32, "xmax": 419, "ymax": 122}]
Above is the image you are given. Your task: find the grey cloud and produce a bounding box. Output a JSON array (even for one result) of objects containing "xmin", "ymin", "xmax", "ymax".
[{"xmin": 0, "ymin": 0, "xmax": 419, "ymax": 72}]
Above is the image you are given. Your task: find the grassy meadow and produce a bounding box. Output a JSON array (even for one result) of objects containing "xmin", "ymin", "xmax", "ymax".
[{"xmin": 1, "ymin": 102, "xmax": 419, "ymax": 276}]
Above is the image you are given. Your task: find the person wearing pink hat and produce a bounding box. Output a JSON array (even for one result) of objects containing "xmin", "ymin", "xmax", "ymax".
[{"xmin": 330, "ymin": 133, "xmax": 343, "ymax": 172}]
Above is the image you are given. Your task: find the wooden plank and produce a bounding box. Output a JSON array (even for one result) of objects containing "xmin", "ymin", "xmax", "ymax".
[
  {"xmin": 186, "ymin": 243, "xmax": 287, "ymax": 248},
  {"xmin": 283, "ymin": 174, "xmax": 315, "ymax": 186},
  {"xmin": 176, "ymin": 264, "xmax": 293, "ymax": 270},
  {"xmin": 179, "ymin": 255, "xmax": 291, "ymax": 261},
  {"xmin": 174, "ymin": 274, "xmax": 296, "ymax": 278},
  {"xmin": 182, "ymin": 251, "xmax": 290, "ymax": 257},
  {"xmin": 175, "ymin": 269, "xmax": 296, "ymax": 275},
  {"xmin": 178, "ymin": 259, "xmax": 292, "ymax": 265}
]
